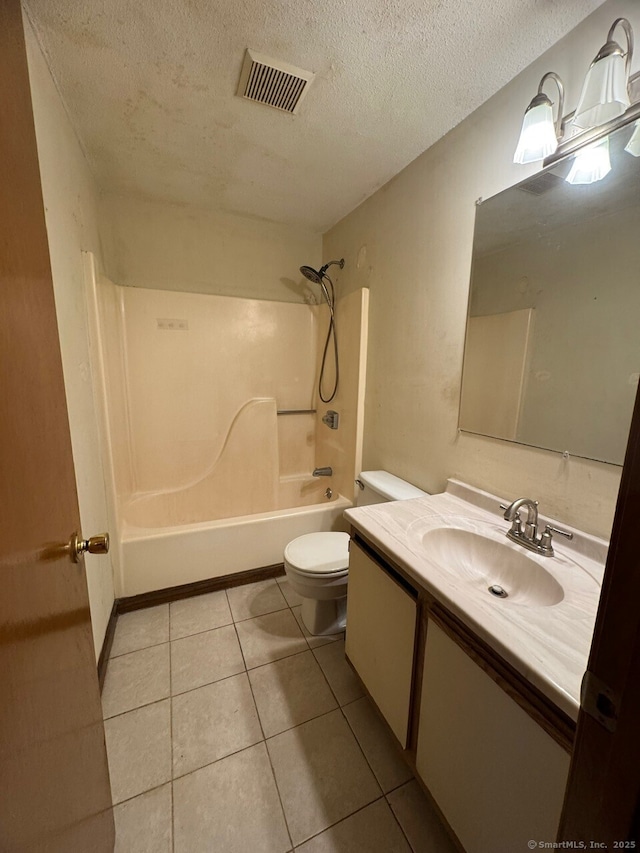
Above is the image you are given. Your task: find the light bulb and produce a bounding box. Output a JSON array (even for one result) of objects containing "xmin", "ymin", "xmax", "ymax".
[{"xmin": 565, "ymin": 137, "xmax": 612, "ymax": 185}]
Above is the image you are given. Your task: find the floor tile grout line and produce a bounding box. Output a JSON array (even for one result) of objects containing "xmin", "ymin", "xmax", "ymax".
[
  {"xmin": 169, "ymin": 706, "xmax": 341, "ymax": 785},
  {"xmin": 168, "ymin": 602, "xmax": 175, "ymax": 853},
  {"xmin": 247, "ymin": 676, "xmax": 295, "ymax": 851},
  {"xmin": 108, "ymin": 641, "xmax": 322, "ymax": 718},
  {"xmin": 170, "ymin": 618, "xmax": 236, "ymax": 645},
  {"xmin": 104, "ymin": 664, "xmax": 247, "ymax": 721},
  {"xmin": 103, "ymin": 648, "xmax": 171, "ymax": 720},
  {"xmin": 265, "ymin": 705, "xmax": 386, "ymax": 847},
  {"xmin": 338, "ymin": 703, "xmax": 384, "ymax": 798},
  {"xmin": 170, "ymin": 664, "xmax": 246, "ymax": 700},
  {"xmin": 111, "ymin": 778, "xmax": 174, "ymax": 809},
  {"xmin": 171, "ymin": 726, "xmax": 265, "ymax": 783},
  {"xmin": 258, "ymin": 701, "xmax": 340, "ymax": 742},
  {"xmin": 234, "ymin": 618, "xmax": 313, "ymax": 669},
  {"xmin": 103, "ymin": 694, "xmax": 170, "ymax": 724},
  {"xmin": 340, "ymin": 698, "xmax": 415, "ymax": 797},
  {"xmin": 309, "ymin": 644, "xmax": 347, "ymax": 709},
  {"xmin": 293, "ymin": 793, "xmax": 389, "ymax": 849},
  {"xmin": 108, "ymin": 604, "xmax": 170, "ymax": 660},
  {"xmin": 107, "ymin": 637, "xmax": 171, "ymax": 662},
  {"xmin": 226, "ymin": 578, "xmax": 288, "ymax": 623},
  {"xmin": 236, "ymin": 619, "xmax": 267, "ymax": 742},
  {"xmin": 385, "ymin": 778, "xmax": 416, "ymax": 798},
  {"xmin": 230, "ymin": 616, "xmax": 250, "ymax": 674},
  {"xmin": 109, "ymin": 636, "xmax": 170, "ymax": 661},
  {"xmin": 263, "ymin": 740, "xmax": 296, "ymax": 853},
  {"xmin": 385, "ymin": 790, "xmax": 419, "ymax": 853},
  {"xmin": 229, "ymin": 602, "xmax": 290, "ymax": 624}
]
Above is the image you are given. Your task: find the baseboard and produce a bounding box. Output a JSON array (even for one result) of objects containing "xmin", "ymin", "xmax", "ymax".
[
  {"xmin": 116, "ymin": 562, "xmax": 286, "ymax": 613},
  {"xmin": 97, "ymin": 600, "xmax": 118, "ymax": 692}
]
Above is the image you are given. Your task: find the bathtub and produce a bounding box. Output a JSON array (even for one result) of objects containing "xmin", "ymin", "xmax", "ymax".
[{"xmin": 120, "ymin": 487, "xmax": 351, "ymax": 597}]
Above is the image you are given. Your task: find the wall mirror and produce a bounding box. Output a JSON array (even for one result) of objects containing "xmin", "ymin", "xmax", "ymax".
[{"xmin": 459, "ymin": 119, "xmax": 640, "ymax": 465}]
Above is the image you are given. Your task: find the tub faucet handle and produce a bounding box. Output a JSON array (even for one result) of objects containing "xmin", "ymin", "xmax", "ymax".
[{"xmin": 322, "ymin": 411, "xmax": 339, "ymax": 430}]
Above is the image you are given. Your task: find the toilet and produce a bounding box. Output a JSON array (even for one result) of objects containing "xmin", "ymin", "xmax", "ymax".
[{"xmin": 284, "ymin": 471, "xmax": 427, "ymax": 635}]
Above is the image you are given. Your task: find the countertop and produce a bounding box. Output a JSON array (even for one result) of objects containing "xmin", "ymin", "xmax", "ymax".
[{"xmin": 344, "ymin": 479, "xmax": 608, "ymax": 720}]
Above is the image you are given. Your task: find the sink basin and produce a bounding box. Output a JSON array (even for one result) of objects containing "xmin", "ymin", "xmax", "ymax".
[{"xmin": 419, "ymin": 527, "xmax": 565, "ymax": 607}]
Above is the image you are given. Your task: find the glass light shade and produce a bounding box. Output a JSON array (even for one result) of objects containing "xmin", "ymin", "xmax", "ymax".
[
  {"xmin": 513, "ymin": 101, "xmax": 558, "ymax": 164},
  {"xmin": 625, "ymin": 121, "xmax": 640, "ymax": 157},
  {"xmin": 573, "ymin": 52, "xmax": 630, "ymax": 129},
  {"xmin": 565, "ymin": 137, "xmax": 612, "ymax": 185}
]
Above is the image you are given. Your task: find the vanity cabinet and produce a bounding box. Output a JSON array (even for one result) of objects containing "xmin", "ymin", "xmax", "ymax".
[
  {"xmin": 345, "ymin": 540, "xmax": 417, "ymax": 747},
  {"xmin": 346, "ymin": 530, "xmax": 576, "ymax": 853},
  {"xmin": 416, "ymin": 619, "xmax": 570, "ymax": 853}
]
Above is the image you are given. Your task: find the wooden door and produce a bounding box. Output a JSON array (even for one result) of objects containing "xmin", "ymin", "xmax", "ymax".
[
  {"xmin": 0, "ymin": 2, "xmax": 114, "ymax": 850},
  {"xmin": 559, "ymin": 379, "xmax": 640, "ymax": 843}
]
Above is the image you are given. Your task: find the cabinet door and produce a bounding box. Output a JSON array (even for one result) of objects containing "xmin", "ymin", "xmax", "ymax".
[
  {"xmin": 416, "ymin": 621, "xmax": 570, "ymax": 853},
  {"xmin": 345, "ymin": 540, "xmax": 417, "ymax": 746}
]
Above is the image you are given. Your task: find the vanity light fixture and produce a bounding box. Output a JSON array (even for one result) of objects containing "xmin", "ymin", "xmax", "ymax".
[
  {"xmin": 565, "ymin": 137, "xmax": 612, "ymax": 185},
  {"xmin": 573, "ymin": 18, "xmax": 633, "ymax": 130},
  {"xmin": 624, "ymin": 120, "xmax": 640, "ymax": 156},
  {"xmin": 513, "ymin": 72, "xmax": 564, "ymax": 164},
  {"xmin": 513, "ymin": 18, "xmax": 638, "ymax": 171}
]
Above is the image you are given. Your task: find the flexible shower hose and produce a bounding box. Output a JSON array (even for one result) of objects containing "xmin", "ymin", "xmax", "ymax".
[{"xmin": 318, "ymin": 273, "xmax": 339, "ymax": 403}]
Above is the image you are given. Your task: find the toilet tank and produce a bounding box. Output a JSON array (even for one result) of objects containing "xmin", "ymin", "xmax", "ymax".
[{"xmin": 356, "ymin": 470, "xmax": 428, "ymax": 506}]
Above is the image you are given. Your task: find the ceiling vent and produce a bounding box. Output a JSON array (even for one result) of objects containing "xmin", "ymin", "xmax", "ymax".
[
  {"xmin": 517, "ymin": 171, "xmax": 564, "ymax": 196},
  {"xmin": 237, "ymin": 49, "xmax": 314, "ymax": 115}
]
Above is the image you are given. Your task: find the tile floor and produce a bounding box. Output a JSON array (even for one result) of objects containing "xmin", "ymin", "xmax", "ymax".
[{"xmin": 103, "ymin": 576, "xmax": 457, "ymax": 852}]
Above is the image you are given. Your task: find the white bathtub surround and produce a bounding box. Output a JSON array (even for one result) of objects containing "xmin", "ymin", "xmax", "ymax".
[
  {"xmin": 86, "ymin": 258, "xmax": 368, "ymax": 596},
  {"xmin": 345, "ymin": 480, "xmax": 607, "ymax": 719},
  {"xmin": 121, "ymin": 496, "xmax": 350, "ymax": 597}
]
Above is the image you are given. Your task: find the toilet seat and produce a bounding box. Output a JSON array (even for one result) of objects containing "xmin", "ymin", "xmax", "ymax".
[{"xmin": 284, "ymin": 532, "xmax": 349, "ymax": 576}]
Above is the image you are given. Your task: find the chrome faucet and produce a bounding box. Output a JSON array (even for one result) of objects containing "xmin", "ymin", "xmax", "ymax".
[
  {"xmin": 500, "ymin": 497, "xmax": 573, "ymax": 557},
  {"xmin": 313, "ymin": 467, "xmax": 333, "ymax": 477}
]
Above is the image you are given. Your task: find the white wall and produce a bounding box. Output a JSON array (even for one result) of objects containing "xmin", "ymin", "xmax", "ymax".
[
  {"xmin": 24, "ymin": 15, "xmax": 115, "ymax": 657},
  {"xmin": 100, "ymin": 193, "xmax": 322, "ymax": 303},
  {"xmin": 325, "ymin": 0, "xmax": 640, "ymax": 539}
]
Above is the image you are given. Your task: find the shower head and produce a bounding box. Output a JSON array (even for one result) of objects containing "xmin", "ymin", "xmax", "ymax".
[
  {"xmin": 299, "ymin": 258, "xmax": 345, "ymax": 284},
  {"xmin": 300, "ymin": 265, "xmax": 323, "ymax": 285}
]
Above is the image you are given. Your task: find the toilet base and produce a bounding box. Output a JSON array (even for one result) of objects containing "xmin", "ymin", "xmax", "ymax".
[{"xmin": 301, "ymin": 595, "xmax": 347, "ymax": 636}]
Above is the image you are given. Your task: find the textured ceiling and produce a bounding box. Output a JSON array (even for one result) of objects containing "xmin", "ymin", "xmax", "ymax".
[{"xmin": 25, "ymin": 0, "xmax": 605, "ymax": 232}]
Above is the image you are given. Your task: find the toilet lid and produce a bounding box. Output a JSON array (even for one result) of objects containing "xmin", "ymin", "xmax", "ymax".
[{"xmin": 284, "ymin": 532, "xmax": 350, "ymax": 574}]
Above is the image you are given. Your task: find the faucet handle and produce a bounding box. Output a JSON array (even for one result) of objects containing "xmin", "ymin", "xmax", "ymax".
[
  {"xmin": 544, "ymin": 525, "xmax": 573, "ymax": 541},
  {"xmin": 539, "ymin": 524, "xmax": 573, "ymax": 555}
]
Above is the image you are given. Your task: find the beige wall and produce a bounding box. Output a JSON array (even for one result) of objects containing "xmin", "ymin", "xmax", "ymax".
[
  {"xmin": 100, "ymin": 193, "xmax": 322, "ymax": 303},
  {"xmin": 324, "ymin": 0, "xmax": 640, "ymax": 539},
  {"xmin": 25, "ymin": 17, "xmax": 115, "ymax": 657}
]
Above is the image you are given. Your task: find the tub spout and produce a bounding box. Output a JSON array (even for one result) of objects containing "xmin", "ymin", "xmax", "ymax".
[{"xmin": 313, "ymin": 467, "xmax": 333, "ymax": 477}]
